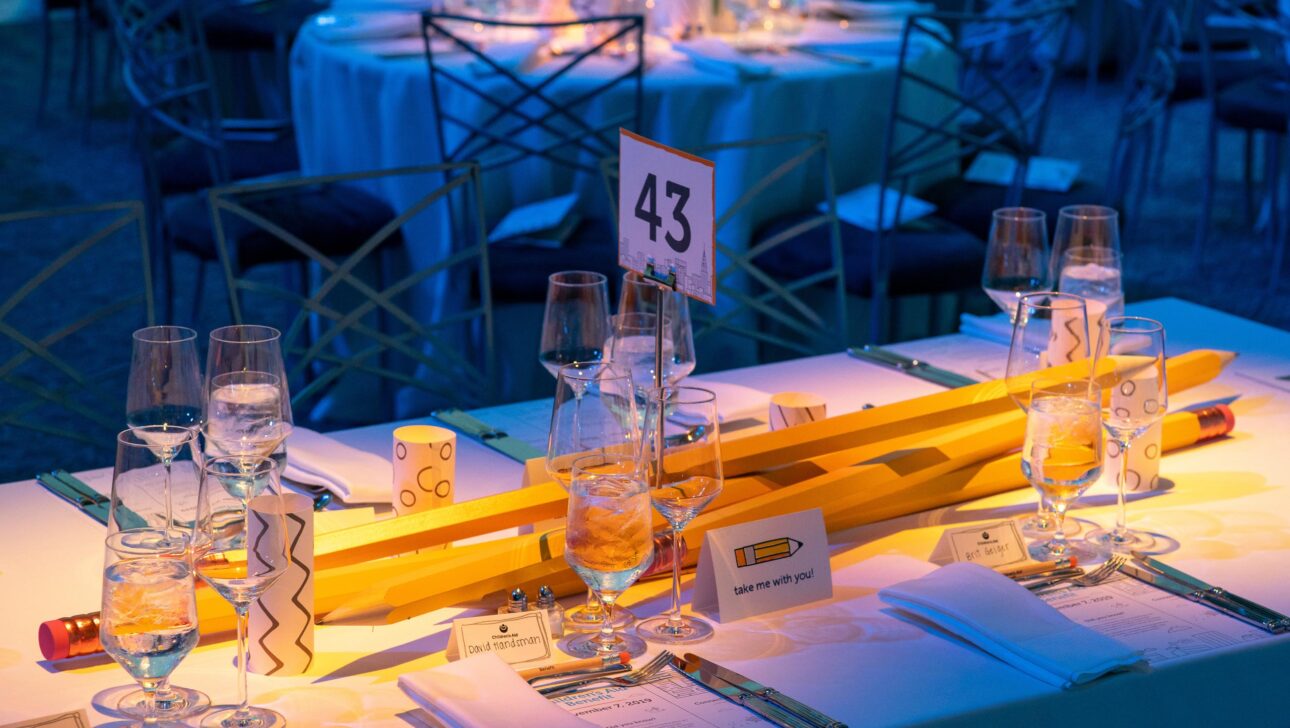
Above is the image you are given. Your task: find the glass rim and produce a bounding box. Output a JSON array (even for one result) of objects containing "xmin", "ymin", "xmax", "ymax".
[
  {"xmin": 1016, "ymin": 291, "xmax": 1087, "ymax": 311},
  {"xmin": 1061, "ymin": 247, "xmax": 1122, "ymax": 264},
  {"xmin": 201, "ymin": 454, "xmax": 278, "ymax": 477},
  {"xmin": 549, "ymin": 270, "xmax": 608, "ymax": 287},
  {"xmin": 556, "ymin": 360, "xmax": 632, "ymax": 382},
  {"xmin": 209, "ymin": 324, "xmax": 281, "ymax": 345},
  {"xmin": 1104, "ymin": 315, "xmax": 1164, "ymax": 334},
  {"xmin": 1029, "ymin": 377, "xmax": 1102, "ymax": 398},
  {"xmin": 117, "ymin": 426, "xmax": 197, "ymax": 448},
  {"xmin": 1058, "ymin": 204, "xmax": 1119, "ymax": 221},
  {"xmin": 657, "ymin": 385, "xmax": 716, "ymax": 405},
  {"xmin": 132, "ymin": 325, "xmax": 197, "ymax": 344},
  {"xmin": 210, "ymin": 370, "xmax": 281, "ymax": 387},
  {"xmin": 993, "ymin": 207, "xmax": 1045, "ymax": 221},
  {"xmin": 105, "ymin": 528, "xmax": 191, "ymax": 557}
]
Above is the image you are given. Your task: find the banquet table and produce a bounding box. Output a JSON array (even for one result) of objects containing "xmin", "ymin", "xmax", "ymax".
[{"xmin": 3, "ymin": 296, "xmax": 1289, "ymax": 726}]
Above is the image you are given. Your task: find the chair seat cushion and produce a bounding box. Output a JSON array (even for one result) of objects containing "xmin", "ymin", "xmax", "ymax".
[
  {"xmin": 1217, "ymin": 76, "xmax": 1289, "ymax": 133},
  {"xmin": 754, "ymin": 212, "xmax": 985, "ymax": 298},
  {"xmin": 166, "ymin": 179, "xmax": 399, "ymax": 268},
  {"xmin": 156, "ymin": 135, "xmax": 300, "ymax": 195},
  {"xmin": 920, "ymin": 177, "xmax": 1108, "ymax": 242},
  {"xmin": 487, "ymin": 216, "xmax": 621, "ymax": 303}
]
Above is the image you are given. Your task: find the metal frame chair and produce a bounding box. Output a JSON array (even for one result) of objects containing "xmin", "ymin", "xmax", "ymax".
[
  {"xmin": 207, "ymin": 162, "xmax": 497, "ymax": 419},
  {"xmin": 601, "ymin": 133, "xmax": 848, "ymax": 358},
  {"xmin": 872, "ymin": 0, "xmax": 1075, "ymax": 341},
  {"xmin": 0, "ymin": 200, "xmax": 154, "ymax": 455}
]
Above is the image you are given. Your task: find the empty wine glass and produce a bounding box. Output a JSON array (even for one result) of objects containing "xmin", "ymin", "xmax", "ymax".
[
  {"xmin": 1059, "ymin": 247, "xmax": 1124, "ymax": 318},
  {"xmin": 1085, "ymin": 316, "xmax": 1169, "ymax": 552},
  {"xmin": 547, "ymin": 361, "xmax": 640, "ymax": 632},
  {"xmin": 193, "ymin": 456, "xmax": 292, "ymax": 728},
  {"xmin": 981, "ymin": 208, "xmax": 1050, "ymax": 322},
  {"xmin": 1050, "ymin": 205, "xmax": 1120, "ymax": 287},
  {"xmin": 616, "ymin": 271, "xmax": 696, "ymax": 386},
  {"xmin": 539, "ymin": 271, "xmax": 611, "ymax": 379},
  {"xmin": 563, "ymin": 453, "xmax": 654, "ymax": 658},
  {"xmin": 1007, "ymin": 292, "xmax": 1093, "ymax": 539},
  {"xmin": 637, "ymin": 386, "xmax": 722, "ymax": 645},
  {"xmin": 107, "ymin": 427, "xmax": 210, "ymax": 722},
  {"xmin": 1023, "ymin": 379, "xmax": 1104, "ymax": 559},
  {"xmin": 101, "ymin": 530, "xmax": 199, "ymax": 728}
]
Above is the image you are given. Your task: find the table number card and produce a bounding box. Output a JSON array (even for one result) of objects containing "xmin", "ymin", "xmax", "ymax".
[
  {"xmin": 617, "ymin": 129, "xmax": 716, "ymax": 304},
  {"xmin": 692, "ymin": 508, "xmax": 831, "ymax": 622},
  {"xmin": 445, "ymin": 611, "xmax": 553, "ymax": 669},
  {"xmin": 930, "ymin": 520, "xmax": 1027, "ymax": 567}
]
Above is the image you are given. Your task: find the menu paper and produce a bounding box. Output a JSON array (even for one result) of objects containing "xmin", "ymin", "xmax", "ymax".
[
  {"xmin": 617, "ymin": 129, "xmax": 716, "ymax": 305},
  {"xmin": 553, "ymin": 673, "xmax": 775, "ymax": 726},
  {"xmin": 692, "ymin": 508, "xmax": 831, "ymax": 622},
  {"xmin": 445, "ymin": 611, "xmax": 554, "ymax": 669}
]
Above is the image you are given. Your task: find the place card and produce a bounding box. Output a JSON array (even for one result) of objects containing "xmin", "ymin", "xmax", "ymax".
[
  {"xmin": 0, "ymin": 710, "xmax": 91, "ymax": 728},
  {"xmin": 930, "ymin": 520, "xmax": 1027, "ymax": 567},
  {"xmin": 692, "ymin": 508, "xmax": 832, "ymax": 623},
  {"xmin": 445, "ymin": 610, "xmax": 554, "ymax": 669},
  {"xmin": 617, "ymin": 129, "xmax": 716, "ymax": 304}
]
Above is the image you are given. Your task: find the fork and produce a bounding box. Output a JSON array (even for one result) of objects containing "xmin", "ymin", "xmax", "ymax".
[
  {"xmin": 537, "ymin": 651, "xmax": 676, "ymax": 697},
  {"xmin": 1027, "ymin": 555, "xmax": 1126, "ymax": 593}
]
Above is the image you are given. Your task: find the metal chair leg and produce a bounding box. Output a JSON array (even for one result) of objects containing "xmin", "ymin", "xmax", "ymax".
[
  {"xmin": 38, "ymin": 6, "xmax": 54, "ymax": 122},
  {"xmin": 67, "ymin": 2, "xmax": 85, "ymax": 109}
]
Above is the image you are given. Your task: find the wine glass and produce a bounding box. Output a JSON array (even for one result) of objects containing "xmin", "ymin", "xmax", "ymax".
[
  {"xmin": 1022, "ymin": 379, "xmax": 1104, "ymax": 559},
  {"xmin": 204, "ymin": 371, "xmax": 292, "ymax": 473},
  {"xmin": 1050, "ymin": 205, "xmax": 1120, "ymax": 287},
  {"xmin": 1006, "ymin": 292, "xmax": 1093, "ymax": 538},
  {"xmin": 563, "ymin": 452, "xmax": 654, "ymax": 658},
  {"xmin": 107, "ymin": 427, "xmax": 210, "ymax": 722},
  {"xmin": 616, "ymin": 271, "xmax": 696, "ymax": 386},
  {"xmin": 539, "ymin": 271, "xmax": 611, "ymax": 379},
  {"xmin": 1059, "ymin": 247, "xmax": 1124, "ymax": 318},
  {"xmin": 547, "ymin": 361, "xmax": 640, "ymax": 632},
  {"xmin": 1085, "ymin": 316, "xmax": 1169, "ymax": 552},
  {"xmin": 636, "ymin": 386, "xmax": 722, "ymax": 645},
  {"xmin": 127, "ymin": 326, "xmax": 203, "ymax": 546},
  {"xmin": 205, "ymin": 325, "xmax": 293, "ymax": 471},
  {"xmin": 981, "ymin": 208, "xmax": 1050, "ymax": 322},
  {"xmin": 193, "ymin": 455, "xmax": 292, "ymax": 728},
  {"xmin": 101, "ymin": 530, "xmax": 199, "ymax": 728}
]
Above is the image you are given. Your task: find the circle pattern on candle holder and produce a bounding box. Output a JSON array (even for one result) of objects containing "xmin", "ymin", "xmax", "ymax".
[
  {"xmin": 396, "ymin": 443, "xmax": 407, "ymax": 460},
  {"xmin": 399, "ymin": 489, "xmax": 416, "ymax": 508},
  {"xmin": 440, "ymin": 442, "xmax": 452, "ymax": 460}
]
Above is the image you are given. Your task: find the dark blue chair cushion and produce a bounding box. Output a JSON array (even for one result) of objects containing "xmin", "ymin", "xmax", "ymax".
[
  {"xmin": 487, "ymin": 216, "xmax": 621, "ymax": 304},
  {"xmin": 753, "ymin": 213, "xmax": 985, "ymax": 298},
  {"xmin": 165, "ymin": 180, "xmax": 399, "ymax": 268},
  {"xmin": 1217, "ymin": 76, "xmax": 1289, "ymax": 133},
  {"xmin": 156, "ymin": 136, "xmax": 300, "ymax": 195},
  {"xmin": 919, "ymin": 177, "xmax": 1109, "ymax": 242}
]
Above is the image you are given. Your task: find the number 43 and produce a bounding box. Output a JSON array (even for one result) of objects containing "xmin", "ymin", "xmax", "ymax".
[{"xmin": 634, "ymin": 173, "xmax": 692, "ymax": 253}]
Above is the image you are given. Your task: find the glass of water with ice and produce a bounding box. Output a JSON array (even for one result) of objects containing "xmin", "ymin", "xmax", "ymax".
[{"xmin": 1059, "ymin": 247, "xmax": 1124, "ymax": 317}]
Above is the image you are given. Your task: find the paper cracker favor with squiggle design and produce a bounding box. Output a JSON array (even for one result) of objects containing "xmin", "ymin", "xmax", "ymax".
[
  {"xmin": 1046, "ymin": 298, "xmax": 1107, "ymax": 366},
  {"xmin": 248, "ymin": 492, "xmax": 315, "ymax": 676}
]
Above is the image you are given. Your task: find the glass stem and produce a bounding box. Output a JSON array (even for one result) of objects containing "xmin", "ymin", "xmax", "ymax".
[
  {"xmin": 235, "ymin": 604, "xmax": 251, "ymax": 719},
  {"xmin": 151, "ymin": 676, "xmax": 176, "ymax": 714},
  {"xmin": 163, "ymin": 459, "xmax": 174, "ymax": 531},
  {"xmin": 595, "ymin": 592, "xmax": 619, "ymax": 652},
  {"xmin": 667, "ymin": 527, "xmax": 684, "ymax": 630},
  {"xmin": 1114, "ymin": 438, "xmax": 1131, "ymax": 541},
  {"xmin": 1050, "ymin": 500, "xmax": 1069, "ymax": 555},
  {"xmin": 138, "ymin": 678, "xmax": 162, "ymax": 725}
]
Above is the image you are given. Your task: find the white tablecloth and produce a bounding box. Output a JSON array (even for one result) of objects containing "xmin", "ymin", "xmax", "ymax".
[{"xmin": 3, "ymin": 297, "xmax": 1289, "ymax": 725}]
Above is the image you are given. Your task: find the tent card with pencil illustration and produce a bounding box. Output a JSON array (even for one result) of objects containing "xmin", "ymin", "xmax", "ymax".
[{"xmin": 692, "ymin": 508, "xmax": 831, "ymax": 622}]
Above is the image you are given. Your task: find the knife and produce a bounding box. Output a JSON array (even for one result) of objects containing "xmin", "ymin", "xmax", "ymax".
[
  {"xmin": 846, "ymin": 346, "xmax": 978, "ymax": 388},
  {"xmin": 432, "ymin": 408, "xmax": 545, "ymax": 463},
  {"xmin": 1118, "ymin": 561, "xmax": 1286, "ymax": 633},
  {"xmin": 669, "ymin": 654, "xmax": 818, "ymax": 728},
  {"xmin": 1130, "ymin": 552, "xmax": 1290, "ymax": 633},
  {"xmin": 673, "ymin": 653, "xmax": 847, "ymax": 728},
  {"xmin": 36, "ymin": 472, "xmax": 111, "ymax": 526}
]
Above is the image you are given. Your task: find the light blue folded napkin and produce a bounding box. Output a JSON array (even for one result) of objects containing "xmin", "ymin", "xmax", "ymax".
[
  {"xmin": 959, "ymin": 312, "xmax": 1013, "ymax": 345},
  {"xmin": 879, "ymin": 562, "xmax": 1148, "ymax": 688}
]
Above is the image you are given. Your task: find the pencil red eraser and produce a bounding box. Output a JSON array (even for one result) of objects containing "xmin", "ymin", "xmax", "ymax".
[{"xmin": 38, "ymin": 620, "xmax": 70, "ymax": 661}]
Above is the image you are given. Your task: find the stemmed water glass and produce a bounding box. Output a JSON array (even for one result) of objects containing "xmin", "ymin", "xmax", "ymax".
[
  {"xmin": 205, "ymin": 325, "xmax": 293, "ymax": 472},
  {"xmin": 615, "ymin": 271, "xmax": 696, "ymax": 387},
  {"xmin": 107, "ymin": 428, "xmax": 210, "ymax": 722},
  {"xmin": 1022, "ymin": 379, "xmax": 1104, "ymax": 559},
  {"xmin": 981, "ymin": 208, "xmax": 1050, "ymax": 322},
  {"xmin": 1007, "ymin": 293, "xmax": 1094, "ymax": 538},
  {"xmin": 127, "ymin": 326, "xmax": 203, "ymax": 550},
  {"xmin": 563, "ymin": 453, "xmax": 655, "ymax": 658},
  {"xmin": 547, "ymin": 362, "xmax": 640, "ymax": 632},
  {"xmin": 1059, "ymin": 247, "xmax": 1125, "ymax": 318},
  {"xmin": 1085, "ymin": 316, "xmax": 1169, "ymax": 552},
  {"xmin": 1050, "ymin": 205, "xmax": 1121, "ymax": 286},
  {"xmin": 539, "ymin": 271, "xmax": 611, "ymax": 378},
  {"xmin": 193, "ymin": 456, "xmax": 292, "ymax": 728},
  {"xmin": 637, "ymin": 386, "xmax": 722, "ymax": 645}
]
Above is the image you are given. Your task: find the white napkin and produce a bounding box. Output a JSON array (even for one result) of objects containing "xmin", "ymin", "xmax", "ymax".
[
  {"xmin": 284, "ymin": 427, "xmax": 392, "ymax": 504},
  {"xmin": 828, "ymin": 183, "xmax": 935, "ymax": 232},
  {"xmin": 672, "ymin": 38, "xmax": 774, "ymax": 79},
  {"xmin": 879, "ymin": 562, "xmax": 1148, "ymax": 688},
  {"xmin": 688, "ymin": 379, "xmax": 774, "ymax": 423},
  {"xmin": 310, "ymin": 11, "xmax": 421, "ymax": 42},
  {"xmin": 469, "ymin": 40, "xmax": 543, "ymax": 77},
  {"xmin": 399, "ymin": 654, "xmax": 594, "ymax": 728},
  {"xmin": 959, "ymin": 312, "xmax": 1014, "ymax": 345}
]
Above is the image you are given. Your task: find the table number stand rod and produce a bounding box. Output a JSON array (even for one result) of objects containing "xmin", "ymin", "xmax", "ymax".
[{"xmin": 641, "ymin": 259, "xmax": 678, "ymax": 489}]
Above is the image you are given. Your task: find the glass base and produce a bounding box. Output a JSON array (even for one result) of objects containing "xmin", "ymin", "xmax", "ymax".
[
  {"xmin": 562, "ymin": 630, "xmax": 650, "ymax": 658},
  {"xmin": 1085, "ymin": 526, "xmax": 1153, "ymax": 552},
  {"xmin": 200, "ymin": 706, "xmax": 286, "ymax": 728},
  {"xmin": 564, "ymin": 603, "xmax": 636, "ymax": 633},
  {"xmin": 636, "ymin": 614, "xmax": 714, "ymax": 645},
  {"xmin": 1018, "ymin": 512, "xmax": 1082, "ymax": 539},
  {"xmin": 118, "ymin": 685, "xmax": 211, "ymax": 720},
  {"xmin": 1028, "ymin": 537, "xmax": 1101, "ymax": 562}
]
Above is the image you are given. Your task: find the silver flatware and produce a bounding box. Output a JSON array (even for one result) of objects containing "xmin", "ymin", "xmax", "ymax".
[
  {"xmin": 669, "ymin": 654, "xmax": 817, "ymax": 727},
  {"xmin": 675, "ymin": 652, "xmax": 846, "ymax": 728},
  {"xmin": 1117, "ymin": 559, "xmax": 1286, "ymax": 633},
  {"xmin": 538, "ymin": 651, "xmax": 675, "ymax": 696},
  {"xmin": 1129, "ymin": 551, "xmax": 1290, "ymax": 633},
  {"xmin": 846, "ymin": 346, "xmax": 978, "ymax": 388},
  {"xmin": 1027, "ymin": 556, "xmax": 1125, "ymax": 593},
  {"xmin": 526, "ymin": 663, "xmax": 630, "ymax": 685}
]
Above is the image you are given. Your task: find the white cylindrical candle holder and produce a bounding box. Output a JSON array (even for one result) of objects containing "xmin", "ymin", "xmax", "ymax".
[
  {"xmin": 248, "ymin": 492, "xmax": 314, "ymax": 676},
  {"xmin": 393, "ymin": 425, "xmax": 456, "ymax": 516},
  {"xmin": 1107, "ymin": 369, "xmax": 1164, "ymax": 492},
  {"xmin": 769, "ymin": 392, "xmax": 827, "ymax": 431}
]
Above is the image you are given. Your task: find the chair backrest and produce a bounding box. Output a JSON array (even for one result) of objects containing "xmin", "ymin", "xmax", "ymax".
[
  {"xmin": 421, "ymin": 12, "xmax": 645, "ymax": 222},
  {"xmin": 0, "ymin": 201, "xmax": 154, "ymax": 480},
  {"xmin": 207, "ymin": 163, "xmax": 496, "ymax": 425},
  {"xmin": 1196, "ymin": 0, "xmax": 1289, "ymax": 93},
  {"xmin": 601, "ymin": 133, "xmax": 848, "ymax": 359}
]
